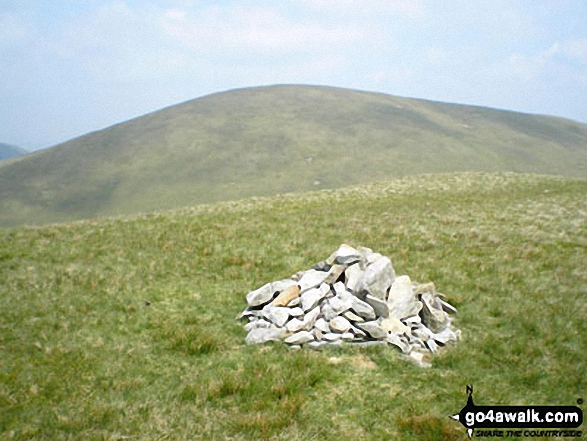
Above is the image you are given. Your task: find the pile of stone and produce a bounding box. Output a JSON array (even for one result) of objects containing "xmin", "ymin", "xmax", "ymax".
[{"xmin": 239, "ymin": 244, "xmax": 460, "ymax": 365}]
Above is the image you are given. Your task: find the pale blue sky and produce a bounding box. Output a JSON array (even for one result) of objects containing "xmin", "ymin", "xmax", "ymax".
[{"xmin": 1, "ymin": 0, "xmax": 586, "ymax": 150}]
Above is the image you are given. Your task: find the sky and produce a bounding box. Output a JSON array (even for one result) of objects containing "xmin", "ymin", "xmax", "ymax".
[{"xmin": 1, "ymin": 0, "xmax": 587, "ymax": 151}]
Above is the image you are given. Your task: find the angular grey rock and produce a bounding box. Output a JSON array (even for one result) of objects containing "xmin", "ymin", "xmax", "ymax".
[
  {"xmin": 286, "ymin": 318, "xmax": 306, "ymax": 333},
  {"xmin": 420, "ymin": 292, "xmax": 448, "ymax": 333},
  {"xmin": 322, "ymin": 295, "xmax": 353, "ymax": 321},
  {"xmin": 324, "ymin": 264, "xmax": 347, "ymax": 284},
  {"xmin": 285, "ymin": 330, "xmax": 315, "ymax": 345},
  {"xmin": 439, "ymin": 298, "xmax": 458, "ymax": 314},
  {"xmin": 412, "ymin": 327, "xmax": 430, "ymax": 341},
  {"xmin": 302, "ymin": 305, "xmax": 321, "ymax": 330},
  {"xmin": 262, "ymin": 306, "xmax": 291, "ymax": 327},
  {"xmin": 307, "ymin": 340, "xmax": 329, "ymax": 349},
  {"xmin": 349, "ymin": 297, "xmax": 376, "ymax": 321},
  {"xmin": 363, "ymin": 251, "xmax": 383, "ymax": 266},
  {"xmin": 358, "ymin": 256, "xmax": 395, "ymax": 300},
  {"xmin": 357, "ymin": 245, "xmax": 374, "ymax": 257},
  {"xmin": 237, "ymin": 308, "xmax": 262, "ymax": 319},
  {"xmin": 241, "ymin": 244, "xmax": 460, "ymax": 361},
  {"xmin": 426, "ymin": 339, "xmax": 439, "ymax": 354},
  {"xmin": 298, "ymin": 269, "xmax": 329, "ymax": 293},
  {"xmin": 246, "ymin": 327, "xmax": 286, "ymax": 345},
  {"xmin": 244, "ymin": 318, "xmax": 271, "ymax": 331},
  {"xmin": 271, "ymin": 279, "xmax": 298, "ymax": 293},
  {"xmin": 329, "ymin": 316, "xmax": 352, "ymax": 333},
  {"xmin": 343, "ymin": 310, "xmax": 364, "ymax": 323},
  {"xmin": 403, "ymin": 314, "xmax": 422, "ymax": 326},
  {"xmin": 386, "ymin": 334, "xmax": 410, "ymax": 353},
  {"xmin": 380, "ymin": 317, "xmax": 410, "ymax": 335},
  {"xmin": 325, "ymin": 244, "xmax": 362, "ymax": 266},
  {"xmin": 431, "ymin": 327, "xmax": 457, "ymax": 345},
  {"xmin": 322, "ymin": 332, "xmax": 342, "ymax": 341},
  {"xmin": 357, "ymin": 320, "xmax": 388, "ymax": 339},
  {"xmin": 313, "ymin": 261, "xmax": 331, "ymax": 272},
  {"xmin": 289, "ymin": 307, "xmax": 304, "ymax": 317},
  {"xmin": 300, "ymin": 287, "xmax": 326, "ymax": 311},
  {"xmin": 333, "ymin": 281, "xmax": 347, "ymax": 297},
  {"xmin": 365, "ymin": 294, "xmax": 389, "ymax": 318},
  {"xmin": 246, "ymin": 282, "xmax": 274, "ymax": 307},
  {"xmin": 387, "ymin": 275, "xmax": 421, "ymax": 319},
  {"xmin": 314, "ymin": 318, "xmax": 330, "ymax": 334},
  {"xmin": 349, "ymin": 325, "xmax": 366, "ymax": 338},
  {"xmin": 313, "ymin": 329, "xmax": 324, "ymax": 341},
  {"xmin": 345, "ymin": 263, "xmax": 363, "ymax": 293}
]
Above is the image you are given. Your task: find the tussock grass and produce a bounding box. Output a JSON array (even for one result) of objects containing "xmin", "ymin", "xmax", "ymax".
[{"xmin": 1, "ymin": 172, "xmax": 586, "ymax": 439}]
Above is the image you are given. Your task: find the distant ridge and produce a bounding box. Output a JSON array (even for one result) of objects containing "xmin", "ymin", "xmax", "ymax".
[
  {"xmin": 0, "ymin": 143, "xmax": 27, "ymax": 161},
  {"xmin": 1, "ymin": 84, "xmax": 586, "ymax": 226}
]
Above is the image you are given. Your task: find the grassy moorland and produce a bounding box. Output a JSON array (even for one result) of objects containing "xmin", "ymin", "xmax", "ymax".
[
  {"xmin": 1, "ymin": 85, "xmax": 587, "ymax": 227},
  {"xmin": 1, "ymin": 172, "xmax": 586, "ymax": 440},
  {"xmin": 0, "ymin": 143, "xmax": 27, "ymax": 161}
]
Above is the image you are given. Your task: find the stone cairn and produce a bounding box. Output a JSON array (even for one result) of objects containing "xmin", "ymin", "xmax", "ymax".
[{"xmin": 239, "ymin": 244, "xmax": 460, "ymax": 365}]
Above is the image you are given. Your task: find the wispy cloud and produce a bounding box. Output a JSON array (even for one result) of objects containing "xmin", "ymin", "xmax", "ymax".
[
  {"xmin": 160, "ymin": 4, "xmax": 376, "ymax": 55},
  {"xmin": 506, "ymin": 39, "xmax": 587, "ymax": 82}
]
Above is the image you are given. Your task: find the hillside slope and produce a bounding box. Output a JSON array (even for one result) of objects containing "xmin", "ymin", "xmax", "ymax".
[
  {"xmin": 1, "ymin": 173, "xmax": 585, "ymax": 439},
  {"xmin": 1, "ymin": 85, "xmax": 587, "ymax": 226},
  {"xmin": 0, "ymin": 143, "xmax": 26, "ymax": 161}
]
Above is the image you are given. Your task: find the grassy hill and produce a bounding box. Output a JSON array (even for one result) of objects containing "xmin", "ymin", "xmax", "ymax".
[
  {"xmin": 1, "ymin": 85, "xmax": 587, "ymax": 227},
  {"xmin": 1, "ymin": 172, "xmax": 585, "ymax": 439},
  {"xmin": 0, "ymin": 143, "xmax": 27, "ymax": 161}
]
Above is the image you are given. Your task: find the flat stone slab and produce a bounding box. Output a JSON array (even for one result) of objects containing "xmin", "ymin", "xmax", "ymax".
[
  {"xmin": 246, "ymin": 327, "xmax": 286, "ymax": 345},
  {"xmin": 357, "ymin": 320, "xmax": 388, "ymax": 339},
  {"xmin": 285, "ymin": 330, "xmax": 315, "ymax": 345}
]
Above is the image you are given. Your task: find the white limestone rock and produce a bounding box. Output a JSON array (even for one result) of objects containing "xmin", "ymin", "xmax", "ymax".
[
  {"xmin": 365, "ymin": 294, "xmax": 389, "ymax": 318},
  {"xmin": 349, "ymin": 297, "xmax": 376, "ymax": 321},
  {"xmin": 286, "ymin": 318, "xmax": 306, "ymax": 333},
  {"xmin": 246, "ymin": 283, "xmax": 274, "ymax": 307},
  {"xmin": 302, "ymin": 305, "xmax": 321, "ymax": 330},
  {"xmin": 329, "ymin": 316, "xmax": 352, "ymax": 333},
  {"xmin": 300, "ymin": 287, "xmax": 326, "ymax": 311},
  {"xmin": 314, "ymin": 318, "xmax": 330, "ymax": 334},
  {"xmin": 285, "ymin": 331, "xmax": 315, "ymax": 345},
  {"xmin": 345, "ymin": 263, "xmax": 363, "ymax": 293},
  {"xmin": 380, "ymin": 317, "xmax": 410, "ymax": 335},
  {"xmin": 357, "ymin": 320, "xmax": 388, "ymax": 339},
  {"xmin": 358, "ymin": 256, "xmax": 395, "ymax": 300},
  {"xmin": 420, "ymin": 292, "xmax": 449, "ymax": 333},
  {"xmin": 246, "ymin": 327, "xmax": 286, "ymax": 345},
  {"xmin": 387, "ymin": 275, "xmax": 421, "ymax": 319},
  {"xmin": 343, "ymin": 310, "xmax": 364, "ymax": 323},
  {"xmin": 298, "ymin": 269, "xmax": 329, "ymax": 293},
  {"xmin": 325, "ymin": 244, "xmax": 362, "ymax": 265},
  {"xmin": 262, "ymin": 305, "xmax": 291, "ymax": 327}
]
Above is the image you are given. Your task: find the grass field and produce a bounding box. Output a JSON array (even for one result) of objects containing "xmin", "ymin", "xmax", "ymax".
[
  {"xmin": 1, "ymin": 172, "xmax": 586, "ymax": 439},
  {"xmin": 2, "ymin": 85, "xmax": 587, "ymax": 227}
]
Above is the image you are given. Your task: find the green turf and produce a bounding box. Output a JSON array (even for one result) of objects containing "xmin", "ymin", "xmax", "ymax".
[
  {"xmin": 1, "ymin": 172, "xmax": 585, "ymax": 439},
  {"xmin": 1, "ymin": 85, "xmax": 586, "ymax": 227},
  {"xmin": 0, "ymin": 143, "xmax": 27, "ymax": 161}
]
